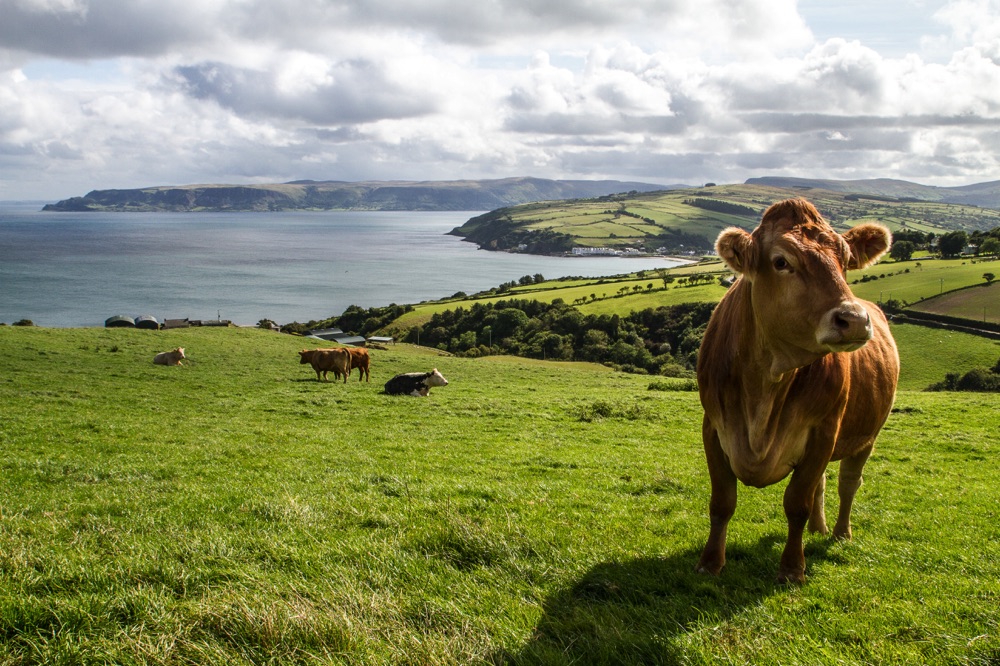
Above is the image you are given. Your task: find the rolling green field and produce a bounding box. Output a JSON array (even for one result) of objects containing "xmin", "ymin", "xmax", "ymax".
[
  {"xmin": 1, "ymin": 325, "xmax": 998, "ymax": 664},
  {"xmin": 451, "ymin": 184, "xmax": 1000, "ymax": 253}
]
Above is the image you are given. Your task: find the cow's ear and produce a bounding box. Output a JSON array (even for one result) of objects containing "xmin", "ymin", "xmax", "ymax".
[
  {"xmin": 716, "ymin": 227, "xmax": 755, "ymax": 275},
  {"xmin": 844, "ymin": 223, "xmax": 891, "ymax": 269}
]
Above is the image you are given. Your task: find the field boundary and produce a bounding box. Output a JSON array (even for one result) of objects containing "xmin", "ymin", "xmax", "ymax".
[{"xmin": 891, "ymin": 308, "xmax": 1000, "ymax": 340}]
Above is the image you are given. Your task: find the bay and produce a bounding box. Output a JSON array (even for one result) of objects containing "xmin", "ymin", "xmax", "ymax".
[{"xmin": 0, "ymin": 203, "xmax": 687, "ymax": 328}]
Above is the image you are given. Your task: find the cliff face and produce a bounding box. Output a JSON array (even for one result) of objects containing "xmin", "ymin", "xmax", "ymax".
[{"xmin": 42, "ymin": 178, "xmax": 668, "ymax": 212}]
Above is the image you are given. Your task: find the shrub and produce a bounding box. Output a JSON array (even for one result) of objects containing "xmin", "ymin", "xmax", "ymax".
[
  {"xmin": 647, "ymin": 379, "xmax": 698, "ymax": 392},
  {"xmin": 956, "ymin": 368, "xmax": 1000, "ymax": 392},
  {"xmin": 928, "ymin": 358, "xmax": 1000, "ymax": 392}
]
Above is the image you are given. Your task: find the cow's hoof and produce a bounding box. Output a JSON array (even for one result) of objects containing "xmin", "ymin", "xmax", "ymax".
[
  {"xmin": 695, "ymin": 560, "xmax": 724, "ymax": 576},
  {"xmin": 832, "ymin": 524, "xmax": 853, "ymax": 541},
  {"xmin": 807, "ymin": 521, "xmax": 829, "ymax": 536},
  {"xmin": 776, "ymin": 568, "xmax": 805, "ymax": 585}
]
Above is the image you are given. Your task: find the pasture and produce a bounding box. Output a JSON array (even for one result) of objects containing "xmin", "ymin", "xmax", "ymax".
[
  {"xmin": 908, "ymin": 281, "xmax": 999, "ymax": 325},
  {"xmin": 0, "ymin": 325, "xmax": 997, "ymax": 665},
  {"xmin": 386, "ymin": 252, "xmax": 992, "ymax": 336}
]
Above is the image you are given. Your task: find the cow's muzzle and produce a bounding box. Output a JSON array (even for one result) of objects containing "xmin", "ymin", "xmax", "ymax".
[{"xmin": 817, "ymin": 302, "xmax": 872, "ymax": 351}]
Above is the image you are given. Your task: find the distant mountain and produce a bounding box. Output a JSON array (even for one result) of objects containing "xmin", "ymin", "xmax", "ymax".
[
  {"xmin": 42, "ymin": 177, "xmax": 678, "ymax": 212},
  {"xmin": 745, "ymin": 177, "xmax": 1000, "ymax": 209}
]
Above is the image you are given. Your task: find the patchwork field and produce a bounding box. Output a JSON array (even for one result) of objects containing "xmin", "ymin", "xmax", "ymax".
[{"xmin": 451, "ymin": 183, "xmax": 1000, "ymax": 253}]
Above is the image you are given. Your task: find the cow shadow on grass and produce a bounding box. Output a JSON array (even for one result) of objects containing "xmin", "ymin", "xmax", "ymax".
[{"xmin": 495, "ymin": 535, "xmax": 844, "ymax": 665}]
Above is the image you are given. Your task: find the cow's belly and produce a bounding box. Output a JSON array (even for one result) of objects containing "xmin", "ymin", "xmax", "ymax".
[{"xmin": 717, "ymin": 422, "xmax": 811, "ymax": 488}]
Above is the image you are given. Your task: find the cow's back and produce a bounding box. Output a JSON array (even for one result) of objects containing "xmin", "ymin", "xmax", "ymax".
[{"xmin": 384, "ymin": 372, "xmax": 424, "ymax": 395}]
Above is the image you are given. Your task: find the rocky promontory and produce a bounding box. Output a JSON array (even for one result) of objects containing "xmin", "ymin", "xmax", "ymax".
[{"xmin": 42, "ymin": 178, "xmax": 668, "ymax": 212}]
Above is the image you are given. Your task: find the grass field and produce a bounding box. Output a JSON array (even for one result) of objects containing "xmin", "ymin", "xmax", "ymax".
[
  {"xmin": 850, "ymin": 258, "xmax": 999, "ymax": 309},
  {"xmin": 907, "ymin": 282, "xmax": 999, "ymax": 325},
  {"xmin": 1, "ymin": 325, "xmax": 998, "ymax": 664}
]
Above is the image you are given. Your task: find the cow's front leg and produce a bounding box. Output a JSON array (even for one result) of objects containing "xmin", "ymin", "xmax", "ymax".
[
  {"xmin": 696, "ymin": 418, "xmax": 737, "ymax": 576},
  {"xmin": 779, "ymin": 453, "xmax": 831, "ymax": 584}
]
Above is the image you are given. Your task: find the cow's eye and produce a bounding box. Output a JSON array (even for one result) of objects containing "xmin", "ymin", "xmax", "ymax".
[{"xmin": 773, "ymin": 256, "xmax": 791, "ymax": 272}]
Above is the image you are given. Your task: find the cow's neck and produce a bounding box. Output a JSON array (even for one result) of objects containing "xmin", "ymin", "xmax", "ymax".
[
  {"xmin": 761, "ymin": 342, "xmax": 823, "ymax": 383},
  {"xmin": 723, "ymin": 282, "xmax": 825, "ymax": 468},
  {"xmin": 732, "ymin": 282, "xmax": 824, "ymax": 383}
]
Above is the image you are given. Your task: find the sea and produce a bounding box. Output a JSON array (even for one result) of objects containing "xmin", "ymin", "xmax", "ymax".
[{"xmin": 0, "ymin": 203, "xmax": 689, "ymax": 328}]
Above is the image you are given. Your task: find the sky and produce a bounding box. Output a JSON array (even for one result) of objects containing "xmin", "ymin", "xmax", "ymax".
[{"xmin": 1, "ymin": 0, "xmax": 999, "ymax": 201}]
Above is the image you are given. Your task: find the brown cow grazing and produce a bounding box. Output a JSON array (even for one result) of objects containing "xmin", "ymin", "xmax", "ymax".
[
  {"xmin": 305, "ymin": 348, "xmax": 351, "ymax": 383},
  {"xmin": 346, "ymin": 347, "xmax": 371, "ymax": 382},
  {"xmin": 299, "ymin": 347, "xmax": 370, "ymax": 382},
  {"xmin": 153, "ymin": 347, "xmax": 185, "ymax": 365},
  {"xmin": 695, "ymin": 198, "xmax": 899, "ymax": 584}
]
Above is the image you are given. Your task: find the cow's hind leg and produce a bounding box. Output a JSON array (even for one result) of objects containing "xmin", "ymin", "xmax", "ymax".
[
  {"xmin": 696, "ymin": 418, "xmax": 737, "ymax": 576},
  {"xmin": 833, "ymin": 447, "xmax": 872, "ymax": 540},
  {"xmin": 808, "ymin": 474, "xmax": 829, "ymax": 535}
]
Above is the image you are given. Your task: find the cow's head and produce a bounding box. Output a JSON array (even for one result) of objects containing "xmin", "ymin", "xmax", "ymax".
[
  {"xmin": 426, "ymin": 368, "xmax": 449, "ymax": 387},
  {"xmin": 716, "ymin": 198, "xmax": 890, "ymax": 362}
]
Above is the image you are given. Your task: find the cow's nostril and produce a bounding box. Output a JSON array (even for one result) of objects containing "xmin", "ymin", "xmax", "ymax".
[{"xmin": 835, "ymin": 308, "xmax": 868, "ymax": 330}]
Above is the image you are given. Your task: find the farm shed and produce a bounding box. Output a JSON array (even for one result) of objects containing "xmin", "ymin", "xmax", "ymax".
[
  {"xmin": 332, "ymin": 335, "xmax": 367, "ymax": 346},
  {"xmin": 190, "ymin": 320, "xmax": 232, "ymax": 327},
  {"xmin": 162, "ymin": 319, "xmax": 191, "ymax": 329},
  {"xmin": 307, "ymin": 328, "xmax": 344, "ymax": 341},
  {"xmin": 105, "ymin": 315, "xmax": 135, "ymax": 328},
  {"xmin": 367, "ymin": 336, "xmax": 394, "ymax": 345},
  {"xmin": 134, "ymin": 315, "xmax": 160, "ymax": 330}
]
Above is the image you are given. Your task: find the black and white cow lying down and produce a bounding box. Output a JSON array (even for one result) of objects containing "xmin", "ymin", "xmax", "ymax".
[{"xmin": 383, "ymin": 368, "xmax": 449, "ymax": 396}]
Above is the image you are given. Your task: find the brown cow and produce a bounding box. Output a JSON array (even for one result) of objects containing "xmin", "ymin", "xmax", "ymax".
[
  {"xmin": 695, "ymin": 198, "xmax": 899, "ymax": 584},
  {"xmin": 299, "ymin": 347, "xmax": 370, "ymax": 382},
  {"xmin": 301, "ymin": 348, "xmax": 351, "ymax": 382},
  {"xmin": 346, "ymin": 347, "xmax": 370, "ymax": 382}
]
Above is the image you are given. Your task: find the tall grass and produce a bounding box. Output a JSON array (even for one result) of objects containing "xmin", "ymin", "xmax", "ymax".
[{"xmin": 0, "ymin": 326, "xmax": 997, "ymax": 664}]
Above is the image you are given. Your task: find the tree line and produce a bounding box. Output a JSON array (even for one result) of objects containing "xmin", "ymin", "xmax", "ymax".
[
  {"xmin": 890, "ymin": 226, "xmax": 1000, "ymax": 261},
  {"xmin": 403, "ymin": 298, "xmax": 716, "ymax": 376},
  {"xmin": 278, "ymin": 303, "xmax": 415, "ymax": 337}
]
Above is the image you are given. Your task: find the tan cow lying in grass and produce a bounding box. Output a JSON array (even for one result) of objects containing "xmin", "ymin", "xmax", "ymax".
[
  {"xmin": 299, "ymin": 348, "xmax": 351, "ymax": 382},
  {"xmin": 153, "ymin": 347, "xmax": 185, "ymax": 365}
]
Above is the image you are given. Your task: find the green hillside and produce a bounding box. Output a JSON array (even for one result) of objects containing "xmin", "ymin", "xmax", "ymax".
[{"xmin": 450, "ymin": 183, "xmax": 1000, "ymax": 254}]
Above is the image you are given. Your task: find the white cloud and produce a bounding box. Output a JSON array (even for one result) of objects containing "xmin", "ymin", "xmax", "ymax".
[{"xmin": 0, "ymin": 0, "xmax": 999, "ymax": 199}]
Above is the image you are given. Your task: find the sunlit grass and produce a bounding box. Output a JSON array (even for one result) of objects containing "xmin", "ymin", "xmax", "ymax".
[{"xmin": 0, "ymin": 326, "xmax": 997, "ymax": 664}]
